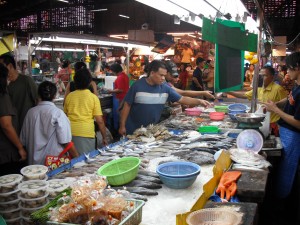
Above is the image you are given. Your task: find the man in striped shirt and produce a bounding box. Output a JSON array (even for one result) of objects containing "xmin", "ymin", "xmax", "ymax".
[{"xmin": 119, "ymin": 60, "xmax": 211, "ymax": 135}]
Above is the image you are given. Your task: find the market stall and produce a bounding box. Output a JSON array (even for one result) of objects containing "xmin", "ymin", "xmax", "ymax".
[{"xmin": 0, "ymin": 99, "xmax": 281, "ymax": 225}]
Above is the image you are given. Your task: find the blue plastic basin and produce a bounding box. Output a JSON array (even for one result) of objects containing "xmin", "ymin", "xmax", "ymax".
[
  {"xmin": 228, "ymin": 103, "xmax": 248, "ymax": 112},
  {"xmin": 156, "ymin": 161, "xmax": 201, "ymax": 178},
  {"xmin": 156, "ymin": 161, "xmax": 201, "ymax": 189},
  {"xmin": 158, "ymin": 173, "xmax": 199, "ymax": 189}
]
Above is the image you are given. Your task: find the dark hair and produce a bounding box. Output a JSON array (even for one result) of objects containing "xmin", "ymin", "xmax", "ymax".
[
  {"xmin": 38, "ymin": 81, "xmax": 57, "ymax": 101},
  {"xmin": 147, "ymin": 60, "xmax": 167, "ymax": 76},
  {"xmin": 0, "ymin": 54, "xmax": 16, "ymax": 69},
  {"xmin": 74, "ymin": 68, "xmax": 92, "ymax": 89},
  {"xmin": 263, "ymin": 65, "xmax": 275, "ymax": 76},
  {"xmin": 0, "ymin": 63, "xmax": 9, "ymax": 95},
  {"xmin": 196, "ymin": 57, "xmax": 205, "ymax": 65},
  {"xmin": 286, "ymin": 52, "xmax": 300, "ymax": 70},
  {"xmin": 74, "ymin": 61, "xmax": 87, "ymax": 72},
  {"xmin": 110, "ymin": 63, "xmax": 123, "ymax": 74},
  {"xmin": 281, "ymin": 65, "xmax": 287, "ymax": 72},
  {"xmin": 62, "ymin": 60, "xmax": 70, "ymax": 69}
]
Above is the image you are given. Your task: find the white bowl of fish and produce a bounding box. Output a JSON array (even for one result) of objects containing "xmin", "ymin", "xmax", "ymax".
[
  {"xmin": 0, "ymin": 188, "xmax": 20, "ymax": 202},
  {"xmin": 0, "ymin": 198, "xmax": 20, "ymax": 211},
  {"xmin": 235, "ymin": 113, "xmax": 266, "ymax": 124},
  {"xmin": 19, "ymin": 191, "xmax": 49, "ymax": 208},
  {"xmin": 47, "ymin": 179, "xmax": 70, "ymax": 198},
  {"xmin": 0, "ymin": 174, "xmax": 23, "ymax": 193},
  {"xmin": 0, "ymin": 207, "xmax": 21, "ymax": 220},
  {"xmin": 18, "ymin": 180, "xmax": 48, "ymax": 199},
  {"xmin": 4, "ymin": 216, "xmax": 22, "ymax": 225},
  {"xmin": 21, "ymin": 165, "xmax": 48, "ymax": 180},
  {"xmin": 21, "ymin": 204, "xmax": 45, "ymax": 218}
]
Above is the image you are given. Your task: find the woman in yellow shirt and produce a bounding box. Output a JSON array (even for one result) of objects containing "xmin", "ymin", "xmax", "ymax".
[{"xmin": 64, "ymin": 68, "xmax": 107, "ymax": 154}]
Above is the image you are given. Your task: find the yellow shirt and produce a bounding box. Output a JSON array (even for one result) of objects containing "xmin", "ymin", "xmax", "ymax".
[
  {"xmin": 245, "ymin": 82, "xmax": 287, "ymax": 123},
  {"xmin": 64, "ymin": 90, "xmax": 102, "ymax": 138}
]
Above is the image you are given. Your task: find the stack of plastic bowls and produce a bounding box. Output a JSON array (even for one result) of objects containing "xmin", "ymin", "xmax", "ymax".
[{"xmin": 0, "ymin": 174, "xmax": 23, "ymax": 224}]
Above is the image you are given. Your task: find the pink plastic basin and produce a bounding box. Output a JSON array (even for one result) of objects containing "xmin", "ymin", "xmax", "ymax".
[
  {"xmin": 185, "ymin": 108, "xmax": 202, "ymax": 116},
  {"xmin": 209, "ymin": 112, "xmax": 225, "ymax": 121}
]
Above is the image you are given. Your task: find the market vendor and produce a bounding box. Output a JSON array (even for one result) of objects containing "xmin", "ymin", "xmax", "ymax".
[
  {"xmin": 227, "ymin": 66, "xmax": 287, "ymax": 136},
  {"xmin": 262, "ymin": 52, "xmax": 300, "ymax": 201},
  {"xmin": 119, "ymin": 60, "xmax": 212, "ymax": 135}
]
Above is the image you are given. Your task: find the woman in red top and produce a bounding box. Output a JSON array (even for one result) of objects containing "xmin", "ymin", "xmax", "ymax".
[
  {"xmin": 178, "ymin": 64, "xmax": 188, "ymax": 90},
  {"xmin": 108, "ymin": 63, "xmax": 129, "ymax": 103},
  {"xmin": 56, "ymin": 60, "xmax": 72, "ymax": 89},
  {"xmin": 108, "ymin": 63, "xmax": 129, "ymax": 132}
]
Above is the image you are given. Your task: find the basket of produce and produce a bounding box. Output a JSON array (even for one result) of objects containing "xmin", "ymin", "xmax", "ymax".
[
  {"xmin": 156, "ymin": 161, "xmax": 201, "ymax": 189},
  {"xmin": 97, "ymin": 157, "xmax": 141, "ymax": 186},
  {"xmin": 31, "ymin": 175, "xmax": 145, "ymax": 225},
  {"xmin": 186, "ymin": 208, "xmax": 242, "ymax": 225}
]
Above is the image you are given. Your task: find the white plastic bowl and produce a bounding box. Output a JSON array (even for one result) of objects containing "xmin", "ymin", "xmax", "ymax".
[
  {"xmin": 47, "ymin": 179, "xmax": 70, "ymax": 198},
  {"xmin": 21, "ymin": 165, "xmax": 48, "ymax": 180},
  {"xmin": 0, "ymin": 174, "xmax": 23, "ymax": 193},
  {"xmin": 18, "ymin": 180, "xmax": 48, "ymax": 199}
]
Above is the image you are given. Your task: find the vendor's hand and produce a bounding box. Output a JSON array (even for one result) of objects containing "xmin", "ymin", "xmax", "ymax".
[
  {"xmin": 102, "ymin": 139, "xmax": 108, "ymax": 146},
  {"xmin": 18, "ymin": 147, "xmax": 27, "ymax": 161},
  {"xmin": 204, "ymin": 91, "xmax": 215, "ymax": 99},
  {"xmin": 199, "ymin": 99, "xmax": 213, "ymax": 108},
  {"xmin": 119, "ymin": 126, "xmax": 126, "ymax": 136},
  {"xmin": 262, "ymin": 100, "xmax": 278, "ymax": 113}
]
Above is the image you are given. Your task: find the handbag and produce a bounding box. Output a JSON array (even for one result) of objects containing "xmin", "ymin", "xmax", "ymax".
[{"xmin": 45, "ymin": 142, "xmax": 73, "ymax": 171}]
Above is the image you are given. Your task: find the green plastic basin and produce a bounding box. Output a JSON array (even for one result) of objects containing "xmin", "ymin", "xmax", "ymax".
[{"xmin": 97, "ymin": 157, "xmax": 141, "ymax": 186}]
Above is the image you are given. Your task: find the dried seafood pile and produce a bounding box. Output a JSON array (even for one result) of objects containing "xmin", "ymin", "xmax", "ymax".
[{"xmin": 127, "ymin": 124, "xmax": 172, "ymax": 142}]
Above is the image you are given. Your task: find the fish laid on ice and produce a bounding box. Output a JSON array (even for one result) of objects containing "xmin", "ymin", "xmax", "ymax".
[
  {"xmin": 138, "ymin": 170, "xmax": 160, "ymax": 178},
  {"xmin": 112, "ymin": 187, "xmax": 158, "ymax": 196},
  {"xmin": 182, "ymin": 142, "xmax": 211, "ymax": 149},
  {"xmin": 136, "ymin": 174, "xmax": 162, "ymax": 184},
  {"xmin": 125, "ymin": 180, "xmax": 162, "ymax": 189},
  {"xmin": 187, "ymin": 151, "xmax": 215, "ymax": 165}
]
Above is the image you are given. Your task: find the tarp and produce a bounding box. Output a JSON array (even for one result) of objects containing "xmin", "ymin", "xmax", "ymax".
[
  {"xmin": 202, "ymin": 17, "xmax": 257, "ymax": 52},
  {"xmin": 0, "ymin": 34, "xmax": 14, "ymax": 55}
]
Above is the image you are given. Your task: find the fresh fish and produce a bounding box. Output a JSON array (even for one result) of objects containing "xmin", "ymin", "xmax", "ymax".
[
  {"xmin": 136, "ymin": 174, "xmax": 162, "ymax": 184},
  {"xmin": 112, "ymin": 187, "xmax": 158, "ymax": 196},
  {"xmin": 187, "ymin": 151, "xmax": 215, "ymax": 165},
  {"xmin": 107, "ymin": 149, "xmax": 124, "ymax": 154},
  {"xmin": 182, "ymin": 142, "xmax": 211, "ymax": 149},
  {"xmin": 125, "ymin": 180, "xmax": 162, "ymax": 189},
  {"xmin": 128, "ymin": 193, "xmax": 148, "ymax": 201},
  {"xmin": 138, "ymin": 170, "xmax": 160, "ymax": 178},
  {"xmin": 122, "ymin": 152, "xmax": 140, "ymax": 157},
  {"xmin": 191, "ymin": 148, "xmax": 218, "ymax": 155}
]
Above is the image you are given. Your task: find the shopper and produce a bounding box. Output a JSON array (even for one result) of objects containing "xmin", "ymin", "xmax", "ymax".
[
  {"xmin": 0, "ymin": 64, "xmax": 27, "ymax": 176},
  {"xmin": 20, "ymin": 81, "xmax": 79, "ymax": 165},
  {"xmin": 119, "ymin": 60, "xmax": 211, "ymax": 135},
  {"xmin": 227, "ymin": 66, "xmax": 287, "ymax": 136},
  {"xmin": 178, "ymin": 64, "xmax": 189, "ymax": 90},
  {"xmin": 262, "ymin": 52, "xmax": 300, "ymax": 199},
  {"xmin": 0, "ymin": 53, "xmax": 38, "ymax": 130},
  {"xmin": 190, "ymin": 57, "xmax": 205, "ymax": 91},
  {"xmin": 64, "ymin": 61, "xmax": 98, "ymax": 99},
  {"xmin": 56, "ymin": 60, "xmax": 72, "ymax": 90},
  {"xmin": 107, "ymin": 63, "xmax": 129, "ymax": 103},
  {"xmin": 64, "ymin": 68, "xmax": 107, "ymax": 154}
]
